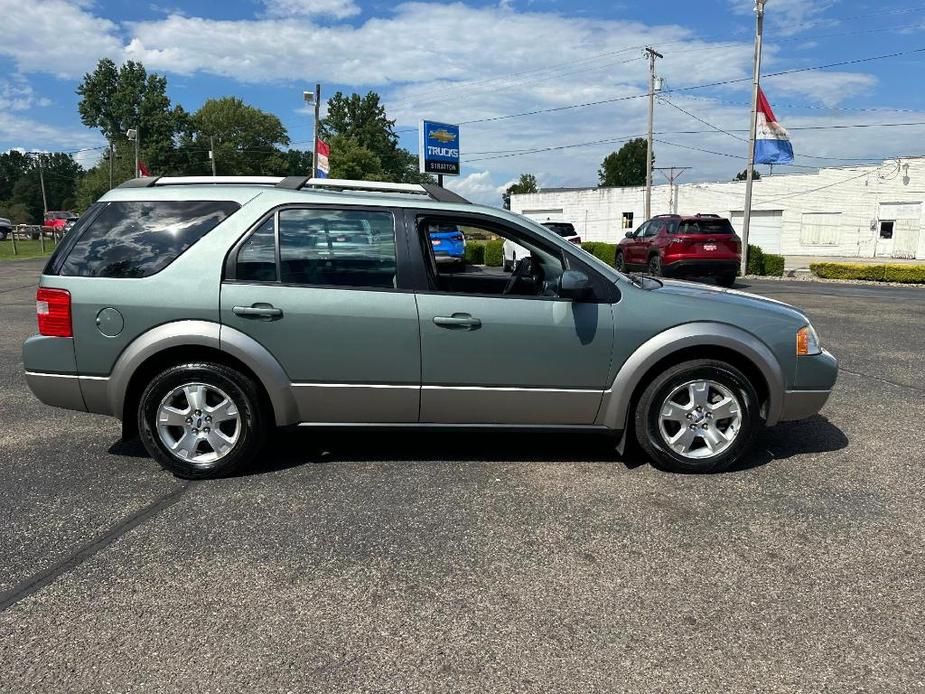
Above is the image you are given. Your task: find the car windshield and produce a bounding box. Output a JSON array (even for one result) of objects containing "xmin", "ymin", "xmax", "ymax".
[
  {"xmin": 678, "ymin": 219, "xmax": 734, "ymax": 235},
  {"xmin": 543, "ymin": 222, "xmax": 576, "ymax": 237}
]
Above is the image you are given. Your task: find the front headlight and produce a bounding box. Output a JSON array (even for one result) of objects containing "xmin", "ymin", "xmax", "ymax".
[{"xmin": 796, "ymin": 324, "xmax": 822, "ymax": 356}]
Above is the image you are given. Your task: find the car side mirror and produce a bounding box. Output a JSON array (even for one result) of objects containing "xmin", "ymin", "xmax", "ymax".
[
  {"xmin": 559, "ymin": 270, "xmax": 592, "ymax": 301},
  {"xmin": 624, "ymin": 231, "xmax": 633, "ymax": 238}
]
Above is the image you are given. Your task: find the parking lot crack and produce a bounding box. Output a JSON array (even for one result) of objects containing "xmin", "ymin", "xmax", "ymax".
[
  {"xmin": 0, "ymin": 482, "xmax": 192, "ymax": 612},
  {"xmin": 838, "ymin": 367, "xmax": 925, "ymax": 394}
]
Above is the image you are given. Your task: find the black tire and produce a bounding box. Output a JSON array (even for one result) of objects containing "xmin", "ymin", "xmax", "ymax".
[
  {"xmin": 138, "ymin": 362, "xmax": 269, "ymax": 479},
  {"xmin": 0, "ymin": 229, "xmax": 8, "ymax": 241},
  {"xmin": 648, "ymin": 254, "xmax": 662, "ymax": 276},
  {"xmin": 633, "ymin": 359, "xmax": 761, "ymax": 474},
  {"xmin": 717, "ymin": 273, "xmax": 737, "ymax": 288},
  {"xmin": 614, "ymin": 251, "xmax": 625, "ymax": 272},
  {"xmin": 30, "ymin": 231, "xmax": 40, "ymax": 240}
]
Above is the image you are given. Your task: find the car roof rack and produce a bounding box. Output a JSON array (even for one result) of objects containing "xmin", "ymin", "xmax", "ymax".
[{"xmin": 117, "ymin": 175, "xmax": 471, "ymax": 204}]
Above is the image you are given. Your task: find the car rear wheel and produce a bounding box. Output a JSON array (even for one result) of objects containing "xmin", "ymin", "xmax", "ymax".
[
  {"xmin": 0, "ymin": 228, "xmax": 8, "ymax": 241},
  {"xmin": 614, "ymin": 251, "xmax": 625, "ymax": 272},
  {"xmin": 138, "ymin": 362, "xmax": 268, "ymax": 479},
  {"xmin": 718, "ymin": 273, "xmax": 737, "ymax": 287},
  {"xmin": 634, "ymin": 359, "xmax": 761, "ymax": 473},
  {"xmin": 648, "ymin": 254, "xmax": 662, "ymax": 276}
]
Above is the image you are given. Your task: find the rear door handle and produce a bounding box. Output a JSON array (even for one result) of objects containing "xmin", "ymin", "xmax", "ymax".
[
  {"xmin": 433, "ymin": 313, "xmax": 481, "ymax": 330},
  {"xmin": 233, "ymin": 303, "xmax": 283, "ymax": 320}
]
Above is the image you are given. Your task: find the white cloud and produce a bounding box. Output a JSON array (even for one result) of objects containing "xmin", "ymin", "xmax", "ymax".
[
  {"xmin": 0, "ymin": 111, "xmax": 104, "ymax": 161},
  {"xmin": 768, "ymin": 70, "xmax": 876, "ymax": 108},
  {"xmin": 0, "ymin": 0, "xmax": 916, "ymax": 190},
  {"xmin": 263, "ymin": 0, "xmax": 360, "ymax": 19},
  {"xmin": 0, "ymin": 79, "xmax": 52, "ymax": 111},
  {"xmin": 729, "ymin": 0, "xmax": 838, "ymax": 36},
  {"xmin": 446, "ymin": 170, "xmax": 509, "ymax": 206},
  {"xmin": 0, "ymin": 0, "xmax": 123, "ymax": 78}
]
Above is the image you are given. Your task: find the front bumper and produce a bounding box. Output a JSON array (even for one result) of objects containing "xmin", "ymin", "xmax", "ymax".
[
  {"xmin": 779, "ymin": 389, "xmax": 833, "ymax": 421},
  {"xmin": 778, "ymin": 349, "xmax": 838, "ymax": 421}
]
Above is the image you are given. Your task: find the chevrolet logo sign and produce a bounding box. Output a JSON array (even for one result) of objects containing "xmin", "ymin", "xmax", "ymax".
[{"xmin": 429, "ymin": 128, "xmax": 457, "ymax": 143}]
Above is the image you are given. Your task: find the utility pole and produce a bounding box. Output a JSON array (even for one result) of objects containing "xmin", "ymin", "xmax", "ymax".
[
  {"xmin": 210, "ymin": 135, "xmax": 217, "ymax": 176},
  {"xmin": 644, "ymin": 46, "xmax": 663, "ymax": 221},
  {"xmin": 741, "ymin": 0, "xmax": 768, "ymax": 275},
  {"xmin": 655, "ymin": 166, "xmax": 691, "ymax": 214},
  {"xmin": 312, "ymin": 83, "xmax": 321, "ymax": 177},
  {"xmin": 108, "ymin": 141, "xmax": 114, "ymax": 190},
  {"xmin": 38, "ymin": 154, "xmax": 48, "ymax": 252},
  {"xmin": 126, "ymin": 128, "xmax": 140, "ymax": 177}
]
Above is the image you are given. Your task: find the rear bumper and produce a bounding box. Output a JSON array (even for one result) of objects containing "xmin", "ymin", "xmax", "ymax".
[{"xmin": 662, "ymin": 258, "xmax": 739, "ymax": 276}]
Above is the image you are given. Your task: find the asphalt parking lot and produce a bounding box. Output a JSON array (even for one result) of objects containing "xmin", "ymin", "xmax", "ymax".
[{"xmin": 1, "ymin": 258, "xmax": 923, "ymax": 693}]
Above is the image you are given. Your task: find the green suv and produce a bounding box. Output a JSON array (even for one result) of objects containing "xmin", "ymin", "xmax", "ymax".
[{"xmin": 23, "ymin": 176, "xmax": 837, "ymax": 479}]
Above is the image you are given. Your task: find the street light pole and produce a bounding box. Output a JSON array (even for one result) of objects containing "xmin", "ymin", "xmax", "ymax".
[
  {"xmin": 126, "ymin": 128, "xmax": 140, "ymax": 178},
  {"xmin": 741, "ymin": 0, "xmax": 767, "ymax": 276},
  {"xmin": 304, "ymin": 85, "xmax": 322, "ymax": 178},
  {"xmin": 644, "ymin": 46, "xmax": 663, "ymax": 221},
  {"xmin": 313, "ymin": 84, "xmax": 321, "ymax": 177}
]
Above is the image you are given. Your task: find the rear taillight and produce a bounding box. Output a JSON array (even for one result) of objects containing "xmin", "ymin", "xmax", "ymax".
[{"xmin": 36, "ymin": 288, "xmax": 72, "ymax": 337}]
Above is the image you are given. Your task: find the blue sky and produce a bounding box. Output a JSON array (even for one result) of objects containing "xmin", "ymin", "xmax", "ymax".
[{"xmin": 2, "ymin": 0, "xmax": 925, "ymax": 204}]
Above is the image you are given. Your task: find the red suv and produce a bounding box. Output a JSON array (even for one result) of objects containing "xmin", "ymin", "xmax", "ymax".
[
  {"xmin": 615, "ymin": 214, "xmax": 741, "ymax": 287},
  {"xmin": 43, "ymin": 211, "xmax": 79, "ymax": 238}
]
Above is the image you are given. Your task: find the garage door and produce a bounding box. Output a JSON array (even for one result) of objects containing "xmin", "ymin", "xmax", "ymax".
[{"xmin": 729, "ymin": 210, "xmax": 783, "ymax": 254}]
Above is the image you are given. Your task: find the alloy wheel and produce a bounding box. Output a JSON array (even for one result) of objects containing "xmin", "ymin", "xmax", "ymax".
[
  {"xmin": 156, "ymin": 382, "xmax": 241, "ymax": 465},
  {"xmin": 657, "ymin": 379, "xmax": 742, "ymax": 459}
]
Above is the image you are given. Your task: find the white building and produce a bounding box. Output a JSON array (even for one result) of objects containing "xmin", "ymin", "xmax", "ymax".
[{"xmin": 510, "ymin": 158, "xmax": 925, "ymax": 260}]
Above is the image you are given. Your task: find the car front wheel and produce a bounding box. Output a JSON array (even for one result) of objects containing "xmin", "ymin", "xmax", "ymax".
[
  {"xmin": 634, "ymin": 359, "xmax": 761, "ymax": 473},
  {"xmin": 138, "ymin": 362, "xmax": 268, "ymax": 479},
  {"xmin": 614, "ymin": 251, "xmax": 625, "ymax": 272}
]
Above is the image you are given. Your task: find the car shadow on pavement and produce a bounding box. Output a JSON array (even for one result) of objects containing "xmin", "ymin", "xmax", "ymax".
[
  {"xmin": 238, "ymin": 415, "xmax": 848, "ymax": 477},
  {"xmin": 729, "ymin": 415, "xmax": 849, "ymax": 472}
]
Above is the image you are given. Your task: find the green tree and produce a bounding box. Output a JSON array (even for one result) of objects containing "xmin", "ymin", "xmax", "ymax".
[
  {"xmin": 284, "ymin": 149, "xmax": 313, "ymax": 176},
  {"xmin": 327, "ymin": 135, "xmax": 384, "ymax": 180},
  {"xmin": 75, "ymin": 145, "xmax": 135, "ymax": 212},
  {"xmin": 598, "ymin": 138, "xmax": 650, "ymax": 187},
  {"xmin": 0, "ymin": 150, "xmax": 32, "ymax": 202},
  {"xmin": 180, "ymin": 97, "xmax": 289, "ymax": 175},
  {"xmin": 734, "ymin": 168, "xmax": 761, "ymax": 181},
  {"xmin": 502, "ymin": 173, "xmax": 539, "ymax": 209},
  {"xmin": 6, "ymin": 153, "xmax": 84, "ymax": 223},
  {"xmin": 321, "ymin": 91, "xmax": 433, "ymax": 183},
  {"xmin": 0, "ymin": 202, "xmax": 30, "ymax": 225},
  {"xmin": 77, "ymin": 59, "xmax": 188, "ymax": 174}
]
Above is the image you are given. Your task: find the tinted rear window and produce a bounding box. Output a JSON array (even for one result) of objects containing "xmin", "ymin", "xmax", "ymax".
[
  {"xmin": 677, "ymin": 219, "xmax": 735, "ymax": 235},
  {"xmin": 543, "ymin": 222, "xmax": 576, "ymax": 237},
  {"xmin": 59, "ymin": 200, "xmax": 239, "ymax": 278}
]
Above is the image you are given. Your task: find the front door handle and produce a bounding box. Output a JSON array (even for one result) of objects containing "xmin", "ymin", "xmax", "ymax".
[
  {"xmin": 233, "ymin": 303, "xmax": 283, "ymax": 320},
  {"xmin": 433, "ymin": 313, "xmax": 481, "ymax": 330}
]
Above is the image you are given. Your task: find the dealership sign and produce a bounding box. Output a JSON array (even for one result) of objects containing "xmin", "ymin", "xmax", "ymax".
[{"xmin": 419, "ymin": 120, "xmax": 460, "ymax": 176}]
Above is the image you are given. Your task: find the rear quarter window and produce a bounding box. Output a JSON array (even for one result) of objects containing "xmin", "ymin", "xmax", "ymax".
[{"xmin": 58, "ymin": 200, "xmax": 240, "ymax": 278}]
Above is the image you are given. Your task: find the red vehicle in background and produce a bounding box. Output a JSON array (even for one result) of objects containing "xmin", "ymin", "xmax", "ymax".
[
  {"xmin": 42, "ymin": 211, "xmax": 79, "ymax": 238},
  {"xmin": 615, "ymin": 213, "xmax": 741, "ymax": 287}
]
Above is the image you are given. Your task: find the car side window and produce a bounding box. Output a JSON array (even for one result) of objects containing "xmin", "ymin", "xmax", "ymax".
[
  {"xmin": 236, "ymin": 217, "xmax": 277, "ymax": 282},
  {"xmin": 634, "ymin": 222, "xmax": 649, "ymax": 237},
  {"xmin": 278, "ymin": 208, "xmax": 396, "ymax": 288},
  {"xmin": 645, "ymin": 221, "xmax": 664, "ymax": 237},
  {"xmin": 59, "ymin": 200, "xmax": 240, "ymax": 278}
]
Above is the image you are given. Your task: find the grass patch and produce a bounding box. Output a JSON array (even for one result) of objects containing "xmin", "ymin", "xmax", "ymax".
[
  {"xmin": 0, "ymin": 239, "xmax": 56, "ymax": 260},
  {"xmin": 810, "ymin": 262, "xmax": 925, "ymax": 284}
]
